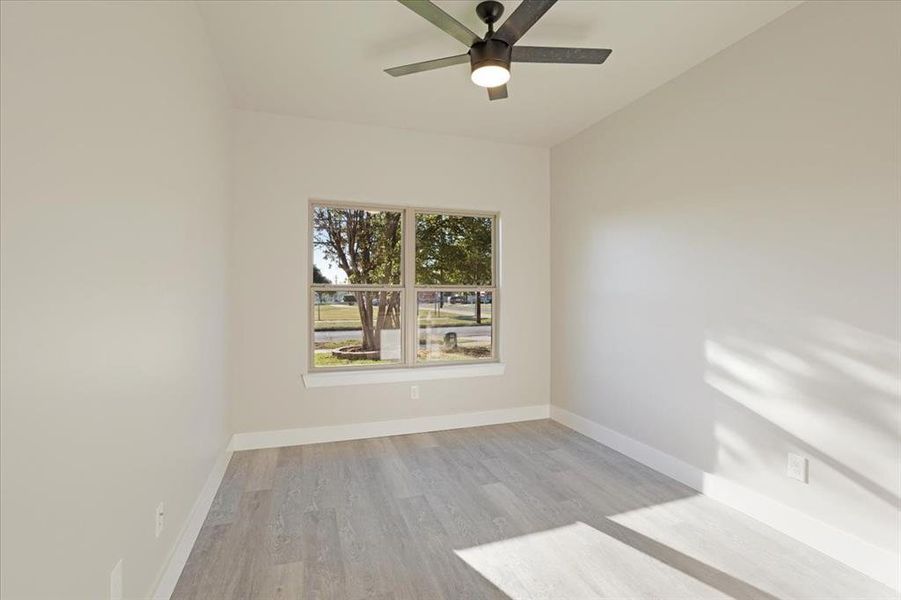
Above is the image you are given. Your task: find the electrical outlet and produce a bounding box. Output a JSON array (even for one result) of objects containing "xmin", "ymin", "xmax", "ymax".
[
  {"xmin": 787, "ymin": 453, "xmax": 808, "ymax": 483},
  {"xmin": 155, "ymin": 502, "xmax": 165, "ymax": 538},
  {"xmin": 110, "ymin": 559, "xmax": 123, "ymax": 600},
  {"xmin": 410, "ymin": 385, "xmax": 420, "ymax": 400}
]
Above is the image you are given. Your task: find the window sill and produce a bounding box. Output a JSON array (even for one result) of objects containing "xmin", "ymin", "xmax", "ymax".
[{"xmin": 302, "ymin": 362, "xmax": 505, "ymax": 388}]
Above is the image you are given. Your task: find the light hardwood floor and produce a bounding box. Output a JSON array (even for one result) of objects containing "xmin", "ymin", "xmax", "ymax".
[{"xmin": 172, "ymin": 420, "xmax": 895, "ymax": 599}]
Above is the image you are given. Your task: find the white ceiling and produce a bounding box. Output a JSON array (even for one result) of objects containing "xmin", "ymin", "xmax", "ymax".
[{"xmin": 199, "ymin": 0, "xmax": 799, "ymax": 147}]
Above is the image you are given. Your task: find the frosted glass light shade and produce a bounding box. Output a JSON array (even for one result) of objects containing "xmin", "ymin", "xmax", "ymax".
[{"xmin": 471, "ymin": 65, "xmax": 510, "ymax": 88}]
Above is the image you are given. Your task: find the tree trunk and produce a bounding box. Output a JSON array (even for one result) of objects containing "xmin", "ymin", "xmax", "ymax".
[
  {"xmin": 476, "ymin": 291, "xmax": 482, "ymax": 324},
  {"xmin": 388, "ymin": 295, "xmax": 400, "ymax": 328},
  {"xmin": 357, "ymin": 292, "xmax": 379, "ymax": 351},
  {"xmin": 357, "ymin": 292, "xmax": 402, "ymax": 352}
]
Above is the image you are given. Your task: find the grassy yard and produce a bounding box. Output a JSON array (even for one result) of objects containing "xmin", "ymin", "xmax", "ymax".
[
  {"xmin": 313, "ymin": 352, "xmax": 393, "ymax": 367},
  {"xmin": 315, "ymin": 337, "xmax": 492, "ymax": 366},
  {"xmin": 417, "ymin": 346, "xmax": 492, "ymax": 361},
  {"xmin": 314, "ymin": 348, "xmax": 491, "ymax": 367},
  {"xmin": 313, "ymin": 338, "xmax": 359, "ymax": 350},
  {"xmin": 314, "ymin": 303, "xmax": 492, "ymax": 331},
  {"xmin": 314, "ymin": 304, "xmax": 365, "ymax": 321}
]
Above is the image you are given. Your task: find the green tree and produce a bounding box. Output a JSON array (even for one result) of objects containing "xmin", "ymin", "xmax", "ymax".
[
  {"xmin": 313, "ymin": 207, "xmax": 401, "ymax": 351},
  {"xmin": 416, "ymin": 214, "xmax": 492, "ymax": 323},
  {"xmin": 415, "ymin": 214, "xmax": 492, "ymax": 285},
  {"xmin": 312, "ymin": 265, "xmax": 332, "ymax": 284}
]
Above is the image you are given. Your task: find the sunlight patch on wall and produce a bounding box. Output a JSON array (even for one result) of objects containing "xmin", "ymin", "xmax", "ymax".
[
  {"xmin": 703, "ymin": 317, "xmax": 901, "ymax": 507},
  {"xmin": 705, "ymin": 344, "xmax": 893, "ymax": 472},
  {"xmin": 705, "ymin": 337, "xmax": 899, "ymax": 450},
  {"xmin": 809, "ymin": 345, "xmax": 900, "ymax": 398}
]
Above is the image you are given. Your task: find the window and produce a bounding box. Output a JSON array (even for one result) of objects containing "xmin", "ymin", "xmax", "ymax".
[{"xmin": 311, "ymin": 202, "xmax": 497, "ymax": 370}]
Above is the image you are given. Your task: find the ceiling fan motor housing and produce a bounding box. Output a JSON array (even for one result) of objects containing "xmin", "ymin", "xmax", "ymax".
[{"xmin": 470, "ymin": 39, "xmax": 512, "ymax": 75}]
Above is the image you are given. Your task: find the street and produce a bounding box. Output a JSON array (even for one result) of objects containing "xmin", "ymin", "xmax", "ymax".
[{"xmin": 315, "ymin": 324, "xmax": 491, "ymax": 344}]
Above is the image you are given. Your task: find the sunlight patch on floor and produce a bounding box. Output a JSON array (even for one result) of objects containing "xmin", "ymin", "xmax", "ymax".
[{"xmin": 454, "ymin": 521, "xmax": 726, "ymax": 599}]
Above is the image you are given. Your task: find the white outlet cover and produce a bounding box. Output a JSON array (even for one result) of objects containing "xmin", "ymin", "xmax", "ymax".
[
  {"xmin": 110, "ymin": 559, "xmax": 123, "ymax": 600},
  {"xmin": 787, "ymin": 453, "xmax": 808, "ymax": 483},
  {"xmin": 155, "ymin": 501, "xmax": 165, "ymax": 538},
  {"xmin": 410, "ymin": 385, "xmax": 420, "ymax": 400}
]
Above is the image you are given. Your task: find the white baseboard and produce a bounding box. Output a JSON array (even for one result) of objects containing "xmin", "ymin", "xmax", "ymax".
[
  {"xmin": 549, "ymin": 405, "xmax": 901, "ymax": 591},
  {"xmin": 151, "ymin": 444, "xmax": 233, "ymax": 600},
  {"xmin": 229, "ymin": 404, "xmax": 550, "ymax": 451}
]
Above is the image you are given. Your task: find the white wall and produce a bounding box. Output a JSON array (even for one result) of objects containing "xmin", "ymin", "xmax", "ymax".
[
  {"xmin": 0, "ymin": 2, "xmax": 231, "ymax": 598},
  {"xmin": 230, "ymin": 111, "xmax": 549, "ymax": 434},
  {"xmin": 551, "ymin": 0, "xmax": 899, "ymax": 569}
]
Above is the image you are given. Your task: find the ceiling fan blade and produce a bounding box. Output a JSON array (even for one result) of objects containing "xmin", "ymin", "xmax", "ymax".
[
  {"xmin": 488, "ymin": 84, "xmax": 508, "ymax": 101},
  {"xmin": 512, "ymin": 46, "xmax": 612, "ymax": 64},
  {"xmin": 397, "ymin": 0, "xmax": 481, "ymax": 47},
  {"xmin": 493, "ymin": 0, "xmax": 557, "ymax": 46},
  {"xmin": 385, "ymin": 54, "xmax": 470, "ymax": 77}
]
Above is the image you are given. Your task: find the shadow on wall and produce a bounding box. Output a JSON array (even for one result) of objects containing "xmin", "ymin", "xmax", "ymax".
[{"xmin": 704, "ymin": 313, "xmax": 901, "ymax": 525}]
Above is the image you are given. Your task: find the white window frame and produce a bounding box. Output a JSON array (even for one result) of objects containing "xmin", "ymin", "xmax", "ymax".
[{"xmin": 308, "ymin": 199, "xmax": 499, "ymax": 373}]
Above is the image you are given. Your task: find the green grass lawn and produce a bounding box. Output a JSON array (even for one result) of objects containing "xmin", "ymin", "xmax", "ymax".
[
  {"xmin": 314, "ymin": 303, "xmax": 491, "ymax": 331},
  {"xmin": 313, "ymin": 338, "xmax": 359, "ymax": 350},
  {"xmin": 314, "ymin": 338, "xmax": 492, "ymax": 367},
  {"xmin": 314, "ymin": 349, "xmax": 490, "ymax": 367},
  {"xmin": 313, "ymin": 353, "xmax": 393, "ymax": 367},
  {"xmin": 417, "ymin": 346, "xmax": 492, "ymax": 361},
  {"xmin": 314, "ymin": 304, "xmax": 364, "ymax": 321}
]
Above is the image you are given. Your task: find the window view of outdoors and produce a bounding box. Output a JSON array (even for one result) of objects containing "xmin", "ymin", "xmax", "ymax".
[
  {"xmin": 313, "ymin": 290, "xmax": 402, "ymax": 367},
  {"xmin": 311, "ymin": 204, "xmax": 496, "ymax": 369},
  {"xmin": 312, "ymin": 205, "xmax": 402, "ymax": 368},
  {"xmin": 418, "ymin": 291, "xmax": 493, "ymax": 362},
  {"xmin": 313, "ymin": 206, "xmax": 402, "ymax": 285},
  {"xmin": 416, "ymin": 213, "xmax": 492, "ymax": 285}
]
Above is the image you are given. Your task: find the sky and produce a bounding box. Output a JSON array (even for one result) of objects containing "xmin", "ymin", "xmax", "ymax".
[{"xmin": 314, "ymin": 246, "xmax": 347, "ymax": 284}]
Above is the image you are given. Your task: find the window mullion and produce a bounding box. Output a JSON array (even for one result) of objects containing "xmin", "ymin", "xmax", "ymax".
[{"xmin": 403, "ymin": 208, "xmax": 416, "ymax": 367}]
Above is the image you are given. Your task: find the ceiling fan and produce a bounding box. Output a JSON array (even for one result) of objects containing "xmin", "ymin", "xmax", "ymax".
[{"xmin": 385, "ymin": 0, "xmax": 612, "ymax": 101}]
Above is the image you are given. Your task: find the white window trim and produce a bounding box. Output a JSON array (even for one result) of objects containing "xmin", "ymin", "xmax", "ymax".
[
  {"xmin": 302, "ymin": 362, "xmax": 505, "ymax": 388},
  {"xmin": 308, "ymin": 199, "xmax": 500, "ymax": 374}
]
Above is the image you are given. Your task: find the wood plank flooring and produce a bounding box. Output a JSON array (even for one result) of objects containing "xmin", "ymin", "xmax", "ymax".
[{"xmin": 172, "ymin": 420, "xmax": 896, "ymax": 599}]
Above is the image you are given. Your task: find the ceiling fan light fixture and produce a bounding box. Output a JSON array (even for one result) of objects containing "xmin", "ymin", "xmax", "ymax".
[
  {"xmin": 471, "ymin": 64, "xmax": 510, "ymax": 88},
  {"xmin": 469, "ymin": 39, "xmax": 511, "ymax": 88}
]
